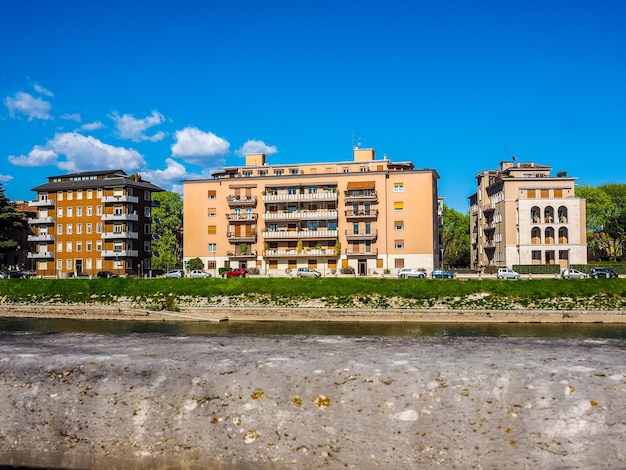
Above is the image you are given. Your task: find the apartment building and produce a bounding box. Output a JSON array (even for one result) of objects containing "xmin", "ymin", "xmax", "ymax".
[
  {"xmin": 27, "ymin": 170, "xmax": 163, "ymax": 277},
  {"xmin": 469, "ymin": 160, "xmax": 587, "ymax": 270},
  {"xmin": 183, "ymin": 148, "xmax": 441, "ymax": 276}
]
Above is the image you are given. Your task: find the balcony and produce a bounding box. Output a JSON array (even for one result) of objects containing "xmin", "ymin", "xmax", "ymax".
[
  {"xmin": 101, "ymin": 231, "xmax": 139, "ymax": 240},
  {"xmin": 262, "ymin": 192, "xmax": 338, "ymax": 203},
  {"xmin": 28, "ymin": 216, "xmax": 54, "ymax": 225},
  {"xmin": 482, "ymin": 204, "xmax": 495, "ymax": 213},
  {"xmin": 227, "ymin": 231, "xmax": 257, "ymax": 243},
  {"xmin": 483, "ymin": 240, "xmax": 496, "ymax": 249},
  {"xmin": 102, "ymin": 195, "xmax": 139, "ymax": 204},
  {"xmin": 226, "ymin": 213, "xmax": 258, "ymax": 222},
  {"xmin": 226, "ymin": 249, "xmax": 258, "ymax": 259},
  {"xmin": 30, "ymin": 198, "xmax": 55, "ymax": 207},
  {"xmin": 483, "ymin": 222, "xmax": 496, "ymax": 231},
  {"xmin": 264, "ymin": 249, "xmax": 337, "ymax": 258},
  {"xmin": 27, "ymin": 234, "xmax": 54, "ymax": 242},
  {"xmin": 345, "ymin": 229, "xmax": 378, "ymax": 241},
  {"xmin": 262, "ymin": 229, "xmax": 338, "ymax": 240},
  {"xmin": 27, "ymin": 251, "xmax": 54, "ymax": 259},
  {"xmin": 344, "ymin": 190, "xmax": 377, "ymax": 202},
  {"xmin": 346, "ymin": 248, "xmax": 378, "ymax": 257},
  {"xmin": 102, "ymin": 249, "xmax": 139, "ymax": 258},
  {"xmin": 227, "ymin": 195, "xmax": 257, "ymax": 206},
  {"xmin": 102, "ymin": 213, "xmax": 139, "ymax": 222},
  {"xmin": 262, "ymin": 210, "xmax": 338, "ymax": 221},
  {"xmin": 345, "ymin": 209, "xmax": 379, "ymax": 220}
]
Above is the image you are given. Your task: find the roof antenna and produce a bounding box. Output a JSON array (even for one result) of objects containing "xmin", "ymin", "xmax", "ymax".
[{"xmin": 352, "ymin": 130, "xmax": 361, "ymax": 150}]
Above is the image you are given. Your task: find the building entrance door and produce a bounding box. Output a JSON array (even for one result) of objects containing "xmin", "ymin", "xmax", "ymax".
[
  {"xmin": 75, "ymin": 259, "xmax": 83, "ymax": 276},
  {"xmin": 358, "ymin": 259, "xmax": 367, "ymax": 276}
]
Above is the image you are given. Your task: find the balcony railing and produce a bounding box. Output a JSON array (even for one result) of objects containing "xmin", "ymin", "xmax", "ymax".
[
  {"xmin": 226, "ymin": 213, "xmax": 258, "ymax": 221},
  {"xmin": 102, "ymin": 195, "xmax": 139, "ymax": 204},
  {"xmin": 262, "ymin": 229, "xmax": 338, "ymax": 239},
  {"xmin": 344, "ymin": 190, "xmax": 377, "ymax": 202},
  {"xmin": 102, "ymin": 213, "xmax": 139, "ymax": 222},
  {"xmin": 28, "ymin": 216, "xmax": 54, "ymax": 225},
  {"xmin": 227, "ymin": 195, "xmax": 257, "ymax": 206},
  {"xmin": 264, "ymin": 249, "xmax": 337, "ymax": 258},
  {"xmin": 262, "ymin": 210, "xmax": 338, "ymax": 221},
  {"xmin": 27, "ymin": 251, "xmax": 54, "ymax": 259},
  {"xmin": 345, "ymin": 209, "xmax": 379, "ymax": 219},
  {"xmin": 345, "ymin": 248, "xmax": 378, "ymax": 257},
  {"xmin": 30, "ymin": 199, "xmax": 55, "ymax": 207},
  {"xmin": 102, "ymin": 249, "xmax": 139, "ymax": 258},
  {"xmin": 482, "ymin": 204, "xmax": 495, "ymax": 212},
  {"xmin": 27, "ymin": 234, "xmax": 54, "ymax": 242},
  {"xmin": 226, "ymin": 250, "xmax": 258, "ymax": 258},
  {"xmin": 345, "ymin": 229, "xmax": 378, "ymax": 240},
  {"xmin": 262, "ymin": 192, "xmax": 338, "ymax": 203},
  {"xmin": 227, "ymin": 231, "xmax": 257, "ymax": 242},
  {"xmin": 101, "ymin": 231, "xmax": 139, "ymax": 240}
]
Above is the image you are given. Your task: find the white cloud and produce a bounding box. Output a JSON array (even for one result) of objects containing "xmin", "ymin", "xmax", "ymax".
[
  {"xmin": 61, "ymin": 113, "xmax": 81, "ymax": 122},
  {"xmin": 33, "ymin": 84, "xmax": 54, "ymax": 97},
  {"xmin": 171, "ymin": 127, "xmax": 230, "ymax": 165},
  {"xmin": 0, "ymin": 174, "xmax": 14, "ymax": 182},
  {"xmin": 8, "ymin": 132, "xmax": 145, "ymax": 172},
  {"xmin": 140, "ymin": 158, "xmax": 188, "ymax": 189},
  {"xmin": 110, "ymin": 110, "xmax": 166, "ymax": 142},
  {"xmin": 5, "ymin": 92, "xmax": 52, "ymax": 120},
  {"xmin": 235, "ymin": 139, "xmax": 278, "ymax": 157},
  {"xmin": 81, "ymin": 121, "xmax": 104, "ymax": 131},
  {"xmin": 8, "ymin": 146, "xmax": 58, "ymax": 167}
]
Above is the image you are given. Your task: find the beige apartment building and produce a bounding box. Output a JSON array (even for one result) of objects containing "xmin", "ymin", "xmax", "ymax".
[
  {"xmin": 469, "ymin": 160, "xmax": 587, "ymax": 270},
  {"xmin": 27, "ymin": 170, "xmax": 163, "ymax": 277},
  {"xmin": 183, "ymin": 148, "xmax": 441, "ymax": 276}
]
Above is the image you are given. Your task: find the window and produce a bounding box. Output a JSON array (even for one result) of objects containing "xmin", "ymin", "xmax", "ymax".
[
  {"xmin": 343, "ymin": 167, "xmax": 350, "ymax": 173},
  {"xmin": 57, "ymin": 207, "xmax": 63, "ymax": 217},
  {"xmin": 86, "ymin": 189, "xmax": 93, "ymax": 199},
  {"xmin": 87, "ymin": 206, "xmax": 92, "ymax": 216},
  {"xmin": 86, "ymin": 241, "xmax": 92, "ymax": 252},
  {"xmin": 144, "ymin": 206, "xmax": 151, "ymax": 217},
  {"xmin": 67, "ymin": 207, "xmax": 73, "ymax": 217},
  {"xmin": 67, "ymin": 190, "xmax": 73, "ymax": 201},
  {"xmin": 360, "ymin": 166, "xmax": 367, "ymax": 172},
  {"xmin": 288, "ymin": 259, "xmax": 297, "ymax": 269},
  {"xmin": 393, "ymin": 183, "xmax": 404, "ymax": 192},
  {"xmin": 393, "ymin": 201, "xmax": 404, "ymax": 211},
  {"xmin": 86, "ymin": 223, "xmax": 92, "ymax": 234},
  {"xmin": 86, "ymin": 259, "xmax": 92, "ymax": 270},
  {"xmin": 57, "ymin": 242, "xmax": 62, "ymax": 252},
  {"xmin": 208, "ymin": 225, "xmax": 217, "ymax": 235},
  {"xmin": 66, "ymin": 259, "xmax": 72, "ymax": 270},
  {"xmin": 76, "ymin": 223, "xmax": 82, "ymax": 234},
  {"xmin": 290, "ymin": 169, "xmax": 299, "ymax": 175},
  {"xmin": 57, "ymin": 260, "xmax": 62, "ymax": 271},
  {"xmin": 144, "ymin": 224, "xmax": 151, "ymax": 234},
  {"xmin": 96, "ymin": 205, "xmax": 102, "ymax": 216},
  {"xmin": 113, "ymin": 224, "xmax": 123, "ymax": 233},
  {"xmin": 527, "ymin": 189, "xmax": 536, "ymax": 198},
  {"xmin": 57, "ymin": 191, "xmax": 63, "ymax": 201},
  {"xmin": 394, "ymin": 221, "xmax": 404, "ymax": 231},
  {"xmin": 97, "ymin": 189, "xmax": 103, "ymax": 198},
  {"xmin": 308, "ymin": 259, "xmax": 318, "ymax": 268},
  {"xmin": 208, "ymin": 243, "xmax": 216, "ymax": 252},
  {"xmin": 66, "ymin": 241, "xmax": 72, "ymax": 252},
  {"xmin": 541, "ymin": 189, "xmax": 549, "ymax": 198},
  {"xmin": 207, "ymin": 190, "xmax": 216, "ymax": 199},
  {"xmin": 96, "ymin": 223, "xmax": 102, "ymax": 233},
  {"xmin": 243, "ymin": 171, "xmax": 252, "ymax": 177},
  {"xmin": 66, "ymin": 224, "xmax": 73, "ymax": 235},
  {"xmin": 144, "ymin": 241, "xmax": 151, "ymax": 252},
  {"xmin": 287, "ymin": 187, "xmax": 297, "ymax": 195},
  {"xmin": 394, "ymin": 258, "xmax": 404, "ymax": 268},
  {"xmin": 554, "ymin": 189, "xmax": 563, "ymax": 198},
  {"xmin": 144, "ymin": 190, "xmax": 151, "ymax": 201},
  {"xmin": 269, "ymin": 259, "xmax": 278, "ymax": 269},
  {"xmin": 258, "ymin": 170, "xmax": 267, "ymax": 176},
  {"xmin": 77, "ymin": 190, "xmax": 83, "ymax": 200},
  {"xmin": 57, "ymin": 224, "xmax": 63, "ymax": 235},
  {"xmin": 76, "ymin": 242, "xmax": 82, "ymax": 252},
  {"xmin": 96, "ymin": 258, "xmax": 103, "ymax": 269},
  {"xmin": 208, "ymin": 208, "xmax": 216, "ymax": 217},
  {"xmin": 96, "ymin": 240, "xmax": 102, "ymax": 252},
  {"xmin": 274, "ymin": 169, "xmax": 284, "ymax": 176},
  {"xmin": 113, "ymin": 259, "xmax": 123, "ymax": 269},
  {"xmin": 394, "ymin": 239, "xmax": 404, "ymax": 250}
]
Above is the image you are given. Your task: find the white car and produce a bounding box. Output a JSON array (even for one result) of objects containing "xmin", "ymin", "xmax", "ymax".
[
  {"xmin": 397, "ymin": 268, "xmax": 427, "ymax": 279},
  {"xmin": 497, "ymin": 267, "xmax": 520, "ymax": 280},
  {"xmin": 296, "ymin": 267, "xmax": 321, "ymax": 278},
  {"xmin": 189, "ymin": 270, "xmax": 211, "ymax": 278},
  {"xmin": 165, "ymin": 269, "xmax": 185, "ymax": 278},
  {"xmin": 561, "ymin": 268, "xmax": 586, "ymax": 280}
]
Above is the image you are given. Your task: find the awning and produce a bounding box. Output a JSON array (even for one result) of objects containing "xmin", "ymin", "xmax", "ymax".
[{"xmin": 346, "ymin": 181, "xmax": 375, "ymax": 190}]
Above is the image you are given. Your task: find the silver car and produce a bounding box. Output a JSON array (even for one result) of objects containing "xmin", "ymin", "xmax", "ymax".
[
  {"xmin": 497, "ymin": 268, "xmax": 520, "ymax": 280},
  {"xmin": 296, "ymin": 267, "xmax": 321, "ymax": 278},
  {"xmin": 397, "ymin": 268, "xmax": 427, "ymax": 279},
  {"xmin": 189, "ymin": 270, "xmax": 211, "ymax": 278},
  {"xmin": 561, "ymin": 268, "xmax": 586, "ymax": 280}
]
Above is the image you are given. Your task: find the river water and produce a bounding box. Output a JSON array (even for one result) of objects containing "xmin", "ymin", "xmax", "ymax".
[{"xmin": 1, "ymin": 317, "xmax": 626, "ymax": 338}]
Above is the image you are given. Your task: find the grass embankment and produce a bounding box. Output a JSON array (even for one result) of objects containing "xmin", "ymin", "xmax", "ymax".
[{"xmin": 1, "ymin": 277, "xmax": 626, "ymax": 312}]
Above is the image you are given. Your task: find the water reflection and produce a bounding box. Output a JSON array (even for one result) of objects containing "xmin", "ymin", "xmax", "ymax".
[{"xmin": 1, "ymin": 317, "xmax": 625, "ymax": 338}]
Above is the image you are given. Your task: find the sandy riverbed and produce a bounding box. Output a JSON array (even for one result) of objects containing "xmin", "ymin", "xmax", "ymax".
[{"xmin": 1, "ymin": 304, "xmax": 625, "ymax": 323}]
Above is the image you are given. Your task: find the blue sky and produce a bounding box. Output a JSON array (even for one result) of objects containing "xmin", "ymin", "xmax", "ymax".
[{"xmin": 1, "ymin": 0, "xmax": 625, "ymax": 211}]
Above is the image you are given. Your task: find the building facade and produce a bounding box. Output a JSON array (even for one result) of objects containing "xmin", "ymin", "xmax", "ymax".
[
  {"xmin": 183, "ymin": 148, "xmax": 441, "ymax": 276},
  {"xmin": 469, "ymin": 160, "xmax": 587, "ymax": 270},
  {"xmin": 27, "ymin": 170, "xmax": 163, "ymax": 277}
]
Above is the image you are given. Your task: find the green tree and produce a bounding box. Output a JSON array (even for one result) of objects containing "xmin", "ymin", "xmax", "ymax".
[
  {"xmin": 186, "ymin": 257, "xmax": 204, "ymax": 271},
  {"xmin": 150, "ymin": 191, "xmax": 183, "ymax": 271},
  {"xmin": 441, "ymin": 204, "xmax": 470, "ymax": 268},
  {"xmin": 0, "ymin": 184, "xmax": 27, "ymax": 267}
]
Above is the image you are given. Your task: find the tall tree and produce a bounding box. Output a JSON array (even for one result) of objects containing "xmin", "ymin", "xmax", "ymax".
[
  {"xmin": 0, "ymin": 184, "xmax": 27, "ymax": 267},
  {"xmin": 150, "ymin": 191, "xmax": 183, "ymax": 271},
  {"xmin": 441, "ymin": 204, "xmax": 470, "ymax": 268}
]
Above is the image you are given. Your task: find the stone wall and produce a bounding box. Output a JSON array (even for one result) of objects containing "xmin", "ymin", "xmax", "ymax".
[{"xmin": 0, "ymin": 333, "xmax": 624, "ymax": 469}]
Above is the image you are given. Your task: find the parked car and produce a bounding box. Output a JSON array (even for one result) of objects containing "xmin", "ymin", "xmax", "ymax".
[
  {"xmin": 561, "ymin": 268, "xmax": 586, "ymax": 280},
  {"xmin": 223, "ymin": 268, "xmax": 248, "ymax": 278},
  {"xmin": 97, "ymin": 270, "xmax": 119, "ymax": 278},
  {"xmin": 397, "ymin": 268, "xmax": 427, "ymax": 279},
  {"xmin": 7, "ymin": 271, "xmax": 24, "ymax": 279},
  {"xmin": 589, "ymin": 267, "xmax": 619, "ymax": 279},
  {"xmin": 497, "ymin": 267, "xmax": 520, "ymax": 280},
  {"xmin": 296, "ymin": 267, "xmax": 321, "ymax": 278},
  {"xmin": 431, "ymin": 269, "xmax": 454, "ymax": 279},
  {"xmin": 0, "ymin": 271, "xmax": 8, "ymax": 279},
  {"xmin": 189, "ymin": 269, "xmax": 211, "ymax": 278},
  {"xmin": 165, "ymin": 269, "xmax": 185, "ymax": 278}
]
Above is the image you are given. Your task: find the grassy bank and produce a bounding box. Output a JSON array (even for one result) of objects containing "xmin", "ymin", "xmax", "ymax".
[{"xmin": 1, "ymin": 277, "xmax": 626, "ymax": 311}]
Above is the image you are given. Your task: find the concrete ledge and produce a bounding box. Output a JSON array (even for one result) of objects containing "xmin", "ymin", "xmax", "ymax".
[{"xmin": 0, "ymin": 333, "xmax": 624, "ymax": 469}]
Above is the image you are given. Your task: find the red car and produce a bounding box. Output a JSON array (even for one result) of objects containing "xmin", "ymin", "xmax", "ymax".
[{"xmin": 222, "ymin": 268, "xmax": 248, "ymax": 278}]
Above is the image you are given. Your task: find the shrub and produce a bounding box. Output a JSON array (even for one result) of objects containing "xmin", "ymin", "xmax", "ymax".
[{"xmin": 340, "ymin": 266, "xmax": 355, "ymax": 275}]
